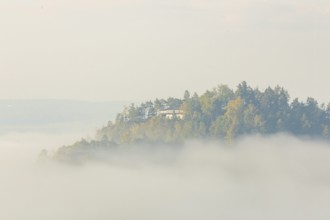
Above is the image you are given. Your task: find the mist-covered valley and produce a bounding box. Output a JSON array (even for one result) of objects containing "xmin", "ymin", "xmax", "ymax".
[
  {"xmin": 2, "ymin": 92, "xmax": 330, "ymax": 220},
  {"xmin": 2, "ymin": 0, "xmax": 330, "ymax": 218},
  {"xmin": 1, "ymin": 130, "xmax": 330, "ymax": 220}
]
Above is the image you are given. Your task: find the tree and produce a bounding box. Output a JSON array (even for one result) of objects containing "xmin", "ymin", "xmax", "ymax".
[
  {"xmin": 184, "ymin": 90, "xmax": 190, "ymax": 100},
  {"xmin": 223, "ymin": 97, "xmax": 244, "ymax": 141}
]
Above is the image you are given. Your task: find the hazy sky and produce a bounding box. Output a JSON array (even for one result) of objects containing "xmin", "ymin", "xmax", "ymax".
[{"xmin": 1, "ymin": 0, "xmax": 329, "ymax": 102}]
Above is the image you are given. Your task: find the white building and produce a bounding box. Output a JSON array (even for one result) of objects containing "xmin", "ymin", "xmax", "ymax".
[{"xmin": 158, "ymin": 109, "xmax": 184, "ymax": 119}]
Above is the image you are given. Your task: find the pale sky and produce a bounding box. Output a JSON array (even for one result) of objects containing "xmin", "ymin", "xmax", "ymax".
[{"xmin": 0, "ymin": 0, "xmax": 329, "ymax": 103}]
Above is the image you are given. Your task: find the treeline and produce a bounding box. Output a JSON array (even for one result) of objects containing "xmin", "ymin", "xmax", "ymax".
[
  {"xmin": 54, "ymin": 82, "xmax": 330, "ymax": 162},
  {"xmin": 96, "ymin": 81, "xmax": 330, "ymax": 142}
]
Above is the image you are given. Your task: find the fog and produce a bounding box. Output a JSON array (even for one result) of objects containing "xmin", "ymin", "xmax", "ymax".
[
  {"xmin": 1, "ymin": 0, "xmax": 330, "ymax": 103},
  {"xmin": 1, "ymin": 133, "xmax": 330, "ymax": 220}
]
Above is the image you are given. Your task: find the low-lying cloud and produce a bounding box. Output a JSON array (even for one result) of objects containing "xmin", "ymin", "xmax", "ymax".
[{"xmin": 1, "ymin": 133, "xmax": 330, "ymax": 220}]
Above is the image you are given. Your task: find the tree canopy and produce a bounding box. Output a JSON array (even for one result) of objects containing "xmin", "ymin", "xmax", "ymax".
[{"xmin": 54, "ymin": 82, "xmax": 330, "ymax": 163}]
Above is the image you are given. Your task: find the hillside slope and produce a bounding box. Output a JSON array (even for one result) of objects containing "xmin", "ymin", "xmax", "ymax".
[{"xmin": 53, "ymin": 82, "xmax": 330, "ymax": 163}]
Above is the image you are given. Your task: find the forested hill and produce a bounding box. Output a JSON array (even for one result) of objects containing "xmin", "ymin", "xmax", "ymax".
[{"xmin": 54, "ymin": 82, "xmax": 330, "ymax": 162}]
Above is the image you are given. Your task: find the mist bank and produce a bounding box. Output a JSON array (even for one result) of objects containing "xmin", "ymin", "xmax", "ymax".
[{"xmin": 1, "ymin": 133, "xmax": 330, "ymax": 220}]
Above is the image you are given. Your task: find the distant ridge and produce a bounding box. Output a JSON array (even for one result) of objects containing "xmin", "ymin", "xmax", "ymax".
[{"xmin": 0, "ymin": 100, "xmax": 127, "ymax": 133}]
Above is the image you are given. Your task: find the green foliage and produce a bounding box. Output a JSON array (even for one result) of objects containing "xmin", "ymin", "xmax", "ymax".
[
  {"xmin": 100, "ymin": 82, "xmax": 330, "ymax": 142},
  {"xmin": 55, "ymin": 82, "xmax": 330, "ymax": 161}
]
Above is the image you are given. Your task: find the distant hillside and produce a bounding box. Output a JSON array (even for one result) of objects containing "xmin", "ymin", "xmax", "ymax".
[
  {"xmin": 53, "ymin": 82, "xmax": 330, "ymax": 163},
  {"xmin": 0, "ymin": 100, "xmax": 127, "ymax": 133}
]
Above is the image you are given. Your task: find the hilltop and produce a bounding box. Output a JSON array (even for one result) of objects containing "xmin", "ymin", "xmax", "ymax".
[{"xmin": 53, "ymin": 82, "xmax": 330, "ymax": 163}]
